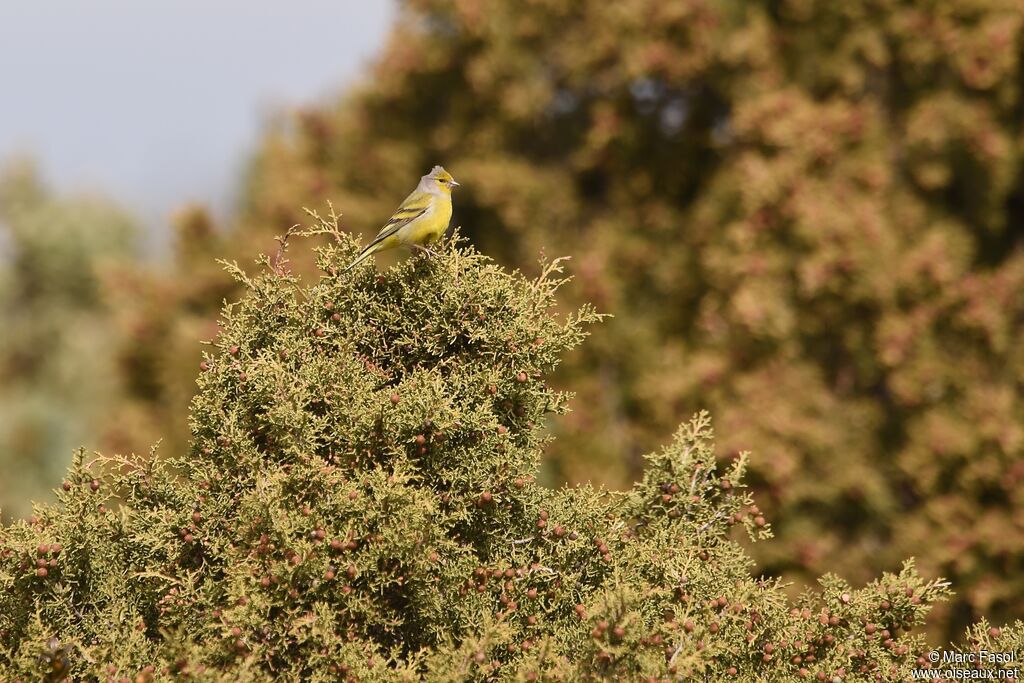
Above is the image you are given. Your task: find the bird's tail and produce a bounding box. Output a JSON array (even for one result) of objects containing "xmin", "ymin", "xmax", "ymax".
[{"xmin": 343, "ymin": 243, "xmax": 379, "ymax": 272}]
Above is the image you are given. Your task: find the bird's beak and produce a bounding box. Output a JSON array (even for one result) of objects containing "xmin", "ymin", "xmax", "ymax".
[{"xmin": 450, "ymin": 179, "xmax": 460, "ymax": 187}]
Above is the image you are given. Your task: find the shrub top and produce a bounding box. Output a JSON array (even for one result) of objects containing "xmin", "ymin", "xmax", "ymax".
[{"xmin": 1, "ymin": 213, "xmax": 1017, "ymax": 681}]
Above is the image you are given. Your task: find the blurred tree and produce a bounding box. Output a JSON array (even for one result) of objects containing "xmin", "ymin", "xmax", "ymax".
[
  {"xmin": 0, "ymin": 160, "xmax": 138, "ymax": 519},
  {"xmin": 103, "ymin": 0, "xmax": 1024, "ymax": 640},
  {"xmin": 99, "ymin": 205, "xmax": 234, "ymax": 461}
]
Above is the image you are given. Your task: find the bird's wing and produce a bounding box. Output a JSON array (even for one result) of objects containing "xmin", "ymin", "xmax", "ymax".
[{"xmin": 365, "ymin": 189, "xmax": 431, "ymax": 247}]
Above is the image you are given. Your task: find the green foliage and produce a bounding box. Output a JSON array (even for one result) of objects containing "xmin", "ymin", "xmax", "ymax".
[
  {"xmin": 3, "ymin": 218, "xmax": 1007, "ymax": 681},
  {"xmin": 206, "ymin": 0, "xmax": 1023, "ymax": 640},
  {"xmin": 0, "ymin": 160, "xmax": 139, "ymax": 519}
]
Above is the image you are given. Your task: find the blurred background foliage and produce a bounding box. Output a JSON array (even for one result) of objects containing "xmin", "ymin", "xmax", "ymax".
[
  {"xmin": 0, "ymin": 161, "xmax": 138, "ymax": 518},
  {"xmin": 0, "ymin": 0, "xmax": 1021, "ymax": 642}
]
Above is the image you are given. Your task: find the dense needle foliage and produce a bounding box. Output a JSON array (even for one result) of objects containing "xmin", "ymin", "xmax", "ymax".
[{"xmin": 3, "ymin": 217, "xmax": 1017, "ymax": 681}]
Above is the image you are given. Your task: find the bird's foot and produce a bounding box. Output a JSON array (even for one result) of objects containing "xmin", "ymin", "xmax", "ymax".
[{"xmin": 413, "ymin": 244, "xmax": 441, "ymax": 259}]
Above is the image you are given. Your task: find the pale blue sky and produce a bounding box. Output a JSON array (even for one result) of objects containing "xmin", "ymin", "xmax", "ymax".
[{"xmin": 0, "ymin": 1, "xmax": 395, "ymax": 244}]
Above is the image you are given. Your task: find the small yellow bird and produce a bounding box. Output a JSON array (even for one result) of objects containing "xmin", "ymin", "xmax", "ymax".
[{"xmin": 344, "ymin": 165, "xmax": 459, "ymax": 271}]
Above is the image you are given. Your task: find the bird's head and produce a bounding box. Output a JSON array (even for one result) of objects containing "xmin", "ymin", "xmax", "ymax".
[{"xmin": 422, "ymin": 165, "xmax": 459, "ymax": 194}]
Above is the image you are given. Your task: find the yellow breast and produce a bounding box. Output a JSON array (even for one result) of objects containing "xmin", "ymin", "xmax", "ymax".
[{"xmin": 397, "ymin": 196, "xmax": 452, "ymax": 246}]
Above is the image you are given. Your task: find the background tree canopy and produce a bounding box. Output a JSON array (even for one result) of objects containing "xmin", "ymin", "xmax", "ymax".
[
  {"xmin": 0, "ymin": 161, "xmax": 139, "ymax": 519},
  {"xmin": 0, "ymin": 0, "xmax": 1021, "ymax": 645}
]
